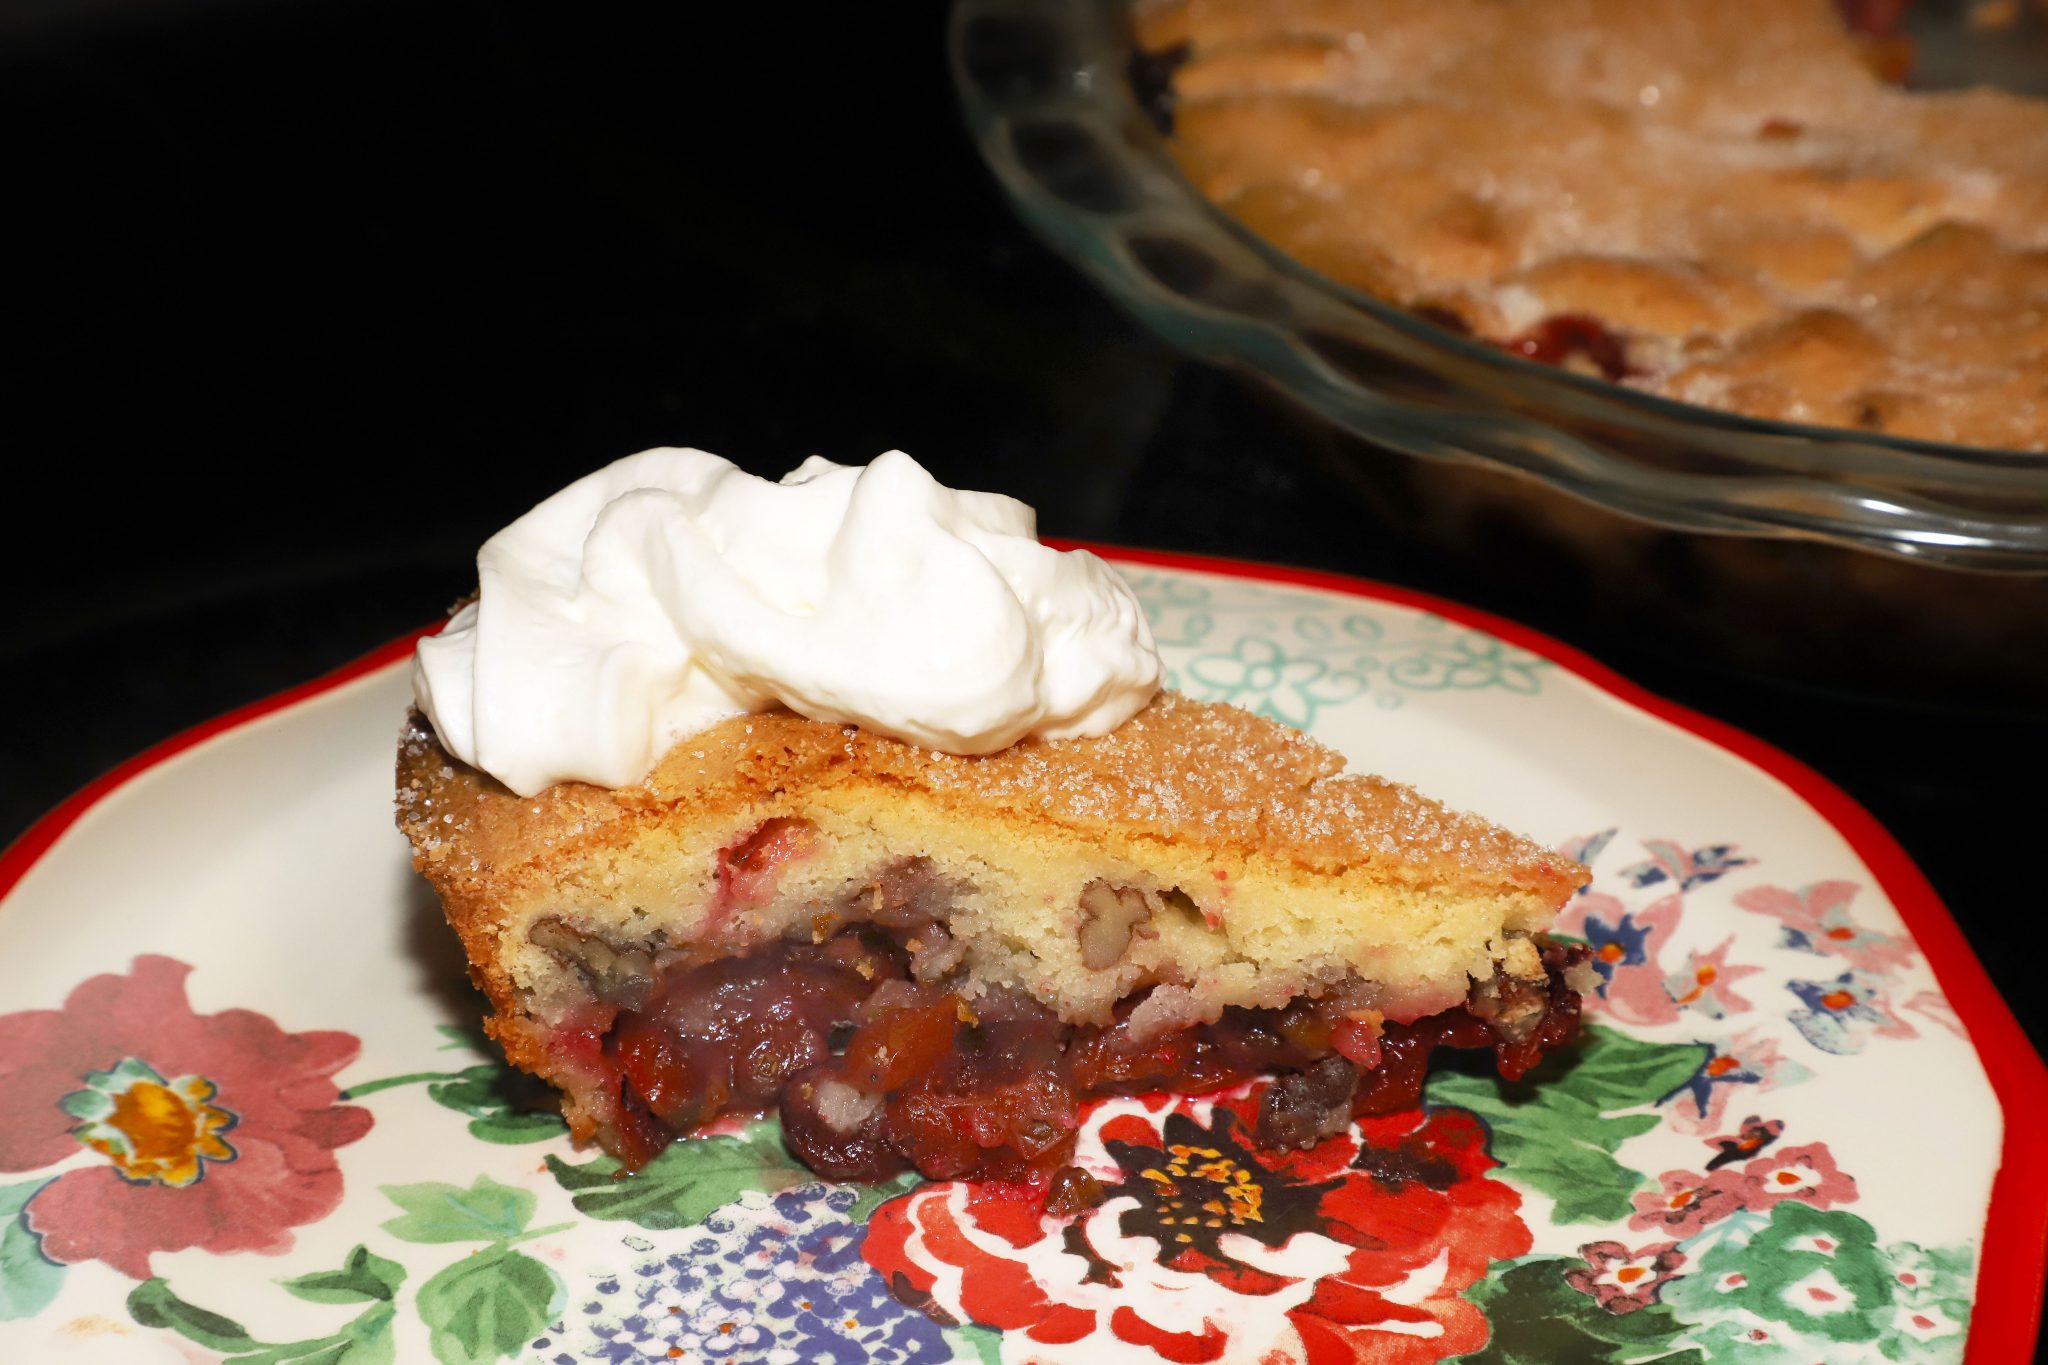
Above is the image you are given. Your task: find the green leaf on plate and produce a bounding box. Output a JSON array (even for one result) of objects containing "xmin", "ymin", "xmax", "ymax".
[
  {"xmin": 1454, "ymin": 1258, "xmax": 1704, "ymax": 1364},
  {"xmin": 844, "ymin": 1170, "xmax": 920, "ymax": 1225},
  {"xmin": 381, "ymin": 1176, "xmax": 536, "ymax": 1244},
  {"xmin": 420, "ymin": 1059, "xmax": 567, "ymax": 1144},
  {"xmin": 280, "ymin": 1244, "xmax": 407, "ymax": 1305},
  {"xmin": 425, "ymin": 1065, "xmax": 519, "ymax": 1118},
  {"xmin": 227, "ymin": 1315, "xmax": 391, "ymax": 1365},
  {"xmin": 1532, "ymin": 1025, "xmax": 1711, "ymax": 1116},
  {"xmin": 339, "ymin": 1304, "xmax": 400, "ymax": 1365},
  {"xmin": 232, "ymin": 1344, "xmax": 352, "ymax": 1365},
  {"xmin": 953, "ymin": 1322, "xmax": 1006, "ymax": 1365},
  {"xmin": 128, "ymin": 1277, "xmax": 263, "ymax": 1353},
  {"xmin": 467, "ymin": 1110, "xmax": 569, "ymax": 1145},
  {"xmin": 1426, "ymin": 1025, "xmax": 1708, "ymax": 1224},
  {"xmin": 435, "ymin": 1024, "xmax": 487, "ymax": 1051},
  {"xmin": 416, "ymin": 1245, "xmax": 563, "ymax": 1365},
  {"xmin": 132, "ymin": 1259, "xmax": 401, "ymax": 1364},
  {"xmin": 546, "ymin": 1119, "xmax": 808, "ymax": 1229},
  {"xmin": 0, "ymin": 1179, "xmax": 64, "ymax": 1322}
]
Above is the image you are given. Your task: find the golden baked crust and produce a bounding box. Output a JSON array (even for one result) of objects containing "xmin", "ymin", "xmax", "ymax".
[
  {"xmin": 1140, "ymin": 0, "xmax": 2048, "ymax": 450},
  {"xmin": 403, "ymin": 689, "xmax": 1576, "ymax": 891},
  {"xmin": 398, "ymin": 691, "xmax": 1586, "ymax": 1150}
]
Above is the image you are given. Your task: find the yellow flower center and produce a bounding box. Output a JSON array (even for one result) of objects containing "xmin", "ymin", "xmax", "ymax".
[
  {"xmin": 1140, "ymin": 1143, "xmax": 1266, "ymax": 1242},
  {"xmin": 63, "ymin": 1058, "xmax": 237, "ymax": 1187}
]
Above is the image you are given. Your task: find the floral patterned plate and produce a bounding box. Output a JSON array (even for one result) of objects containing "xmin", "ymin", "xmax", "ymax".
[{"xmin": 1, "ymin": 549, "xmax": 2041, "ymax": 1365}]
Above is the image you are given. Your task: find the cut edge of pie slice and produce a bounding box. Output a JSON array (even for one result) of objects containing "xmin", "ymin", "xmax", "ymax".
[{"xmin": 396, "ymin": 689, "xmax": 1592, "ymax": 1186}]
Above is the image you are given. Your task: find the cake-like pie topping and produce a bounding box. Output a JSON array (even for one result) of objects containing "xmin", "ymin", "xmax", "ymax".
[
  {"xmin": 1139, "ymin": 0, "xmax": 2048, "ymax": 450},
  {"xmin": 413, "ymin": 448, "xmax": 1162, "ymax": 796}
]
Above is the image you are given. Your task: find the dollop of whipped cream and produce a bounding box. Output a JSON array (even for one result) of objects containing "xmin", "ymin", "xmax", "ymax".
[{"xmin": 413, "ymin": 448, "xmax": 1163, "ymax": 796}]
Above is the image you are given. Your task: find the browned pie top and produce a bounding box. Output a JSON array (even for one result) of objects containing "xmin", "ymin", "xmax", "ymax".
[
  {"xmin": 397, "ymin": 690, "xmax": 1584, "ymax": 901},
  {"xmin": 1139, "ymin": 0, "xmax": 2048, "ymax": 450}
]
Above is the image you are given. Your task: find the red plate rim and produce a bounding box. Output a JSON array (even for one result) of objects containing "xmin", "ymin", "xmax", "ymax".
[{"xmin": 2, "ymin": 543, "xmax": 2041, "ymax": 1361}]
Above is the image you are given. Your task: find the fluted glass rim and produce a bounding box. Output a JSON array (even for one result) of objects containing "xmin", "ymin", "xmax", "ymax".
[{"xmin": 950, "ymin": 0, "xmax": 2048, "ymax": 572}]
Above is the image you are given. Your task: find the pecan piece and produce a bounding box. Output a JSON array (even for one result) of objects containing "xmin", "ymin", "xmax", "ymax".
[{"xmin": 1077, "ymin": 881, "xmax": 1155, "ymax": 970}]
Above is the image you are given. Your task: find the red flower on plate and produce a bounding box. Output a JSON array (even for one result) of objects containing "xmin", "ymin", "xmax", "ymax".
[
  {"xmin": 864, "ymin": 1087, "xmax": 1530, "ymax": 1363},
  {"xmin": 0, "ymin": 955, "xmax": 372, "ymax": 1278},
  {"xmin": 1629, "ymin": 1168, "xmax": 1749, "ymax": 1238},
  {"xmin": 1563, "ymin": 1240, "xmax": 1687, "ymax": 1313},
  {"xmin": 1628, "ymin": 1139, "xmax": 1858, "ymax": 1244},
  {"xmin": 1738, "ymin": 1142, "xmax": 1858, "ymax": 1211}
]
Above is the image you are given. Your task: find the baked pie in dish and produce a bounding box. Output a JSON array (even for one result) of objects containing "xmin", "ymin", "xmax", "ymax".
[{"xmin": 1138, "ymin": 0, "xmax": 2048, "ymax": 450}]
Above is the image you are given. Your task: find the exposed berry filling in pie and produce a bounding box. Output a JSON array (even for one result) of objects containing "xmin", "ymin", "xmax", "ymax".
[
  {"xmin": 401, "ymin": 690, "xmax": 1591, "ymax": 1189},
  {"xmin": 531, "ymin": 887, "xmax": 1589, "ymax": 1184}
]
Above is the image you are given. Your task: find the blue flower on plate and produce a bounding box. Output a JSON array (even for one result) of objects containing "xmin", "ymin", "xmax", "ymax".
[
  {"xmin": 537, "ymin": 1185, "xmax": 952, "ymax": 1365},
  {"xmin": 1618, "ymin": 839, "xmax": 1754, "ymax": 892},
  {"xmin": 1582, "ymin": 912, "xmax": 1656, "ymax": 992},
  {"xmin": 1662, "ymin": 1041, "xmax": 1767, "ymax": 1116},
  {"xmin": 1785, "ymin": 971, "xmax": 1905, "ymax": 1055}
]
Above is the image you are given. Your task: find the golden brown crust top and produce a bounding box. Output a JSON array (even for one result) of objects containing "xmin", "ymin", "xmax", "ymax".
[
  {"xmin": 398, "ymin": 691, "xmax": 1585, "ymax": 903},
  {"xmin": 1138, "ymin": 0, "xmax": 2048, "ymax": 450}
]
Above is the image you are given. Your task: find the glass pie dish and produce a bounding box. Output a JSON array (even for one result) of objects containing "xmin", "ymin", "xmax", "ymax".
[{"xmin": 949, "ymin": 0, "xmax": 2048, "ymax": 708}]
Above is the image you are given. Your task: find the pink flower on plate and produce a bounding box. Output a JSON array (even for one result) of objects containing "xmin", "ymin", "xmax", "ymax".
[
  {"xmin": 1630, "ymin": 1142, "xmax": 1857, "ymax": 1244},
  {"xmin": 1629, "ymin": 1169, "xmax": 1749, "ymax": 1238},
  {"xmin": 0, "ymin": 955, "xmax": 371, "ymax": 1278},
  {"xmin": 1738, "ymin": 1143, "xmax": 1858, "ymax": 1212},
  {"xmin": 1660, "ymin": 936, "xmax": 1759, "ymax": 1021},
  {"xmin": 1662, "ymin": 1029, "xmax": 1812, "ymax": 1134},
  {"xmin": 1555, "ymin": 892, "xmax": 1682, "ymax": 1026},
  {"xmin": 1733, "ymin": 881, "xmax": 1916, "ymax": 975},
  {"xmin": 1703, "ymin": 1116, "xmax": 1784, "ymax": 1171},
  {"xmin": 1904, "ymin": 990, "xmax": 1967, "ymax": 1039},
  {"xmin": 1564, "ymin": 1241, "xmax": 1687, "ymax": 1314}
]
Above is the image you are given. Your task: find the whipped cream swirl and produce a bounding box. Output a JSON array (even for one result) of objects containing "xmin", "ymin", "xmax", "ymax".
[{"xmin": 413, "ymin": 448, "xmax": 1163, "ymax": 796}]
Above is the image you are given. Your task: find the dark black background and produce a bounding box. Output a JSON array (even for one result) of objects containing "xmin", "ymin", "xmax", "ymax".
[{"xmin": 4, "ymin": 0, "xmax": 2043, "ymax": 1083}]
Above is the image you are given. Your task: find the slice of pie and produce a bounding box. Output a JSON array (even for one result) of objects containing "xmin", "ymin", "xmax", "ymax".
[{"xmin": 397, "ymin": 690, "xmax": 1590, "ymax": 1188}]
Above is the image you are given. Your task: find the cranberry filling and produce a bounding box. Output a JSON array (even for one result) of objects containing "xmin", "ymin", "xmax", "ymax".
[
  {"xmin": 704, "ymin": 817, "xmax": 819, "ymax": 933},
  {"xmin": 1504, "ymin": 313, "xmax": 1633, "ymax": 380},
  {"xmin": 580, "ymin": 916, "xmax": 1587, "ymax": 1184}
]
